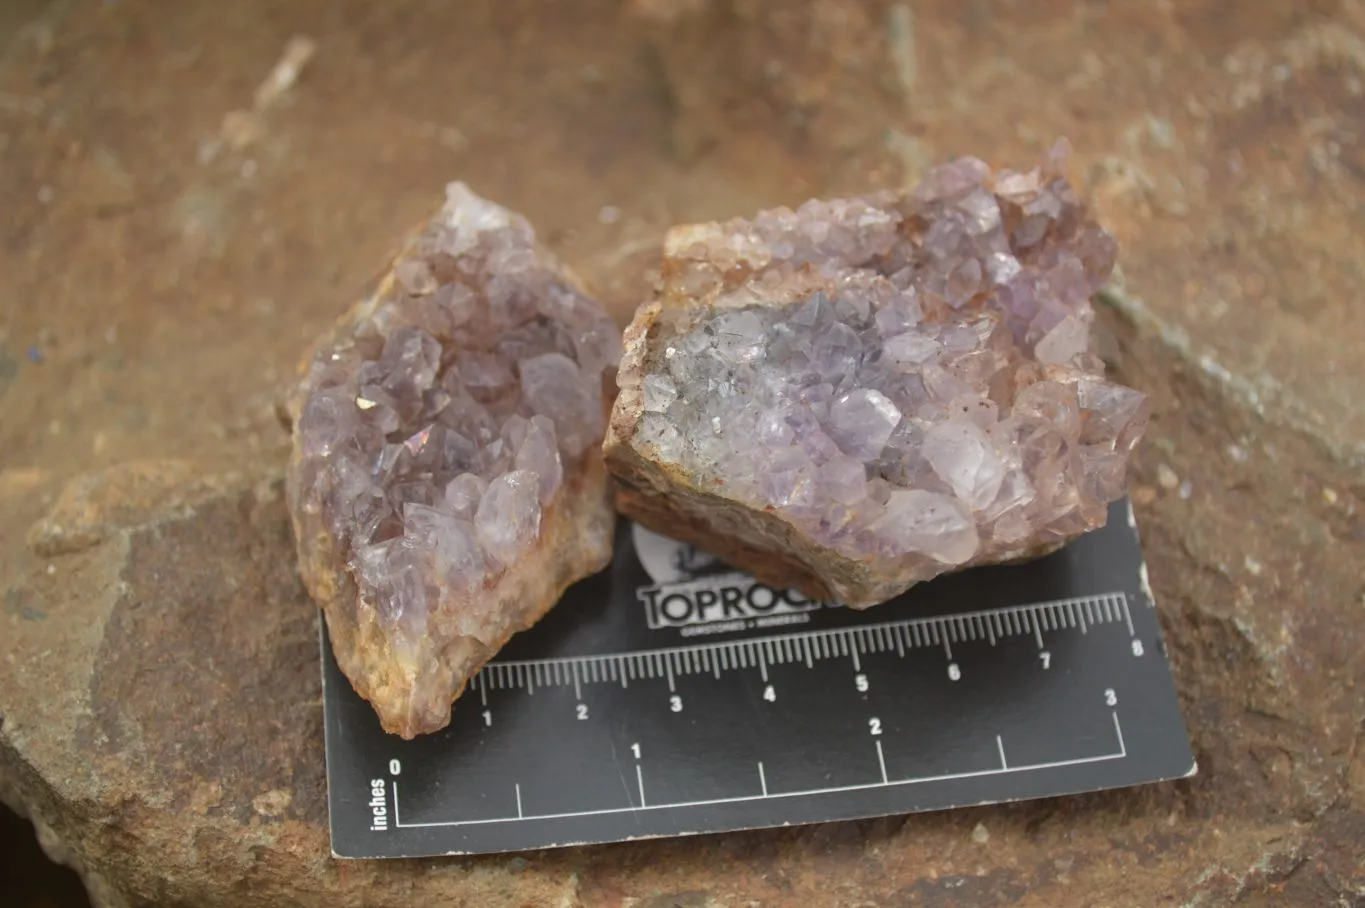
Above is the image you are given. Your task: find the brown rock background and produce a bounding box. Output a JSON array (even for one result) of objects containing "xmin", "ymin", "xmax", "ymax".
[{"xmin": 1, "ymin": 1, "xmax": 1362, "ymax": 905}]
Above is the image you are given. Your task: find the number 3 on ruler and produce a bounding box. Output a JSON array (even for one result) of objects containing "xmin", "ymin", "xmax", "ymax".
[{"xmin": 669, "ymin": 695, "xmax": 683, "ymax": 713}]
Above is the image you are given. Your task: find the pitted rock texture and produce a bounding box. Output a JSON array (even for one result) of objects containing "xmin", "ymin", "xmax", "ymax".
[
  {"xmin": 606, "ymin": 146, "xmax": 1149, "ymax": 607},
  {"xmin": 286, "ymin": 184, "xmax": 620, "ymax": 738},
  {"xmin": 5, "ymin": 2, "xmax": 1365, "ymax": 906}
]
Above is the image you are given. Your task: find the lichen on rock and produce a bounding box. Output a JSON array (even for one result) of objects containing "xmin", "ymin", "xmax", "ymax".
[
  {"xmin": 605, "ymin": 142, "xmax": 1149, "ymax": 607},
  {"xmin": 286, "ymin": 184, "xmax": 620, "ymax": 738}
]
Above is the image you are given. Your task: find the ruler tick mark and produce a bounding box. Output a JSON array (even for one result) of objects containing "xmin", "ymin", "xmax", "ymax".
[
  {"xmin": 393, "ymin": 741, "xmax": 1133, "ymax": 830},
  {"xmin": 349, "ymin": 594, "xmax": 1166, "ymax": 848},
  {"xmin": 474, "ymin": 593, "xmax": 1130, "ymax": 691}
]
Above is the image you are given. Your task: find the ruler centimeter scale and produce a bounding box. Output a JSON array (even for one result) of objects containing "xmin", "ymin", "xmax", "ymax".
[
  {"xmin": 323, "ymin": 501, "xmax": 1196, "ymax": 858},
  {"xmin": 475, "ymin": 592, "xmax": 1137, "ymax": 696}
]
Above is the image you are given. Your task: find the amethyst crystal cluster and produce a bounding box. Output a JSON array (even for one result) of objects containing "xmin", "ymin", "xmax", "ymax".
[
  {"xmin": 287, "ymin": 184, "xmax": 619, "ymax": 737},
  {"xmin": 605, "ymin": 143, "xmax": 1149, "ymax": 607},
  {"xmin": 288, "ymin": 145, "xmax": 1148, "ymax": 736}
]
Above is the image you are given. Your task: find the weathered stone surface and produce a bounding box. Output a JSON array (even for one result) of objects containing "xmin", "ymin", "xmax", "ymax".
[
  {"xmin": 2, "ymin": 305, "xmax": 1363, "ymax": 908},
  {"xmin": 285, "ymin": 185, "xmax": 619, "ymax": 738},
  {"xmin": 606, "ymin": 150, "xmax": 1147, "ymax": 607},
  {"xmin": 3, "ymin": 1, "xmax": 1365, "ymax": 905}
]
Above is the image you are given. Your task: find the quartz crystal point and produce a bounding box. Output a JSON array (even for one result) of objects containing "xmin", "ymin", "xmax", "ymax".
[
  {"xmin": 604, "ymin": 142, "xmax": 1149, "ymax": 608},
  {"xmin": 286, "ymin": 184, "xmax": 620, "ymax": 737}
]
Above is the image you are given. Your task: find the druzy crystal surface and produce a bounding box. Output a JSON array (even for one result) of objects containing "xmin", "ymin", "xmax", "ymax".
[
  {"xmin": 287, "ymin": 184, "xmax": 619, "ymax": 737},
  {"xmin": 606, "ymin": 143, "xmax": 1149, "ymax": 607}
]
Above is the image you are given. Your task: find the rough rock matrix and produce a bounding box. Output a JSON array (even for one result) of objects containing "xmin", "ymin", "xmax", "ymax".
[
  {"xmin": 606, "ymin": 143, "xmax": 1149, "ymax": 607},
  {"xmin": 287, "ymin": 184, "xmax": 620, "ymax": 737}
]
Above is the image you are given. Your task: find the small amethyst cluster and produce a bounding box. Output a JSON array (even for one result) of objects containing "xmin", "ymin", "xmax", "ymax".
[
  {"xmin": 289, "ymin": 184, "xmax": 621, "ymax": 653},
  {"xmin": 625, "ymin": 142, "xmax": 1147, "ymax": 583}
]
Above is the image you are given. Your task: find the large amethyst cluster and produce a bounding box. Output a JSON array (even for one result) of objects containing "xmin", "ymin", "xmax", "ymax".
[{"xmin": 605, "ymin": 143, "xmax": 1148, "ymax": 606}]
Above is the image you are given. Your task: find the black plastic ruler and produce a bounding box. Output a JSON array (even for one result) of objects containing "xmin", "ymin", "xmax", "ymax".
[{"xmin": 322, "ymin": 499, "xmax": 1195, "ymax": 858}]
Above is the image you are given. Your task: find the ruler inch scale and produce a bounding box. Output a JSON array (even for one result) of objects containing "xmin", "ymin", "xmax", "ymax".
[
  {"xmin": 322, "ymin": 499, "xmax": 1196, "ymax": 858},
  {"xmin": 391, "ymin": 708, "xmax": 1129, "ymax": 830}
]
